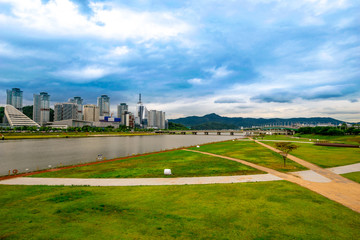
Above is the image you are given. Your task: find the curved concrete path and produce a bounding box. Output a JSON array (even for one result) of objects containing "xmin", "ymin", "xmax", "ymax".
[
  {"xmin": 1, "ymin": 163, "xmax": 358, "ymax": 187},
  {"xmin": 254, "ymin": 140, "xmax": 360, "ymax": 213}
]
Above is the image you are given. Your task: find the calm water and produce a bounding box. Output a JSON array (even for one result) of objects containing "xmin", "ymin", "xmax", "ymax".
[{"xmin": 0, "ymin": 135, "xmax": 239, "ymax": 176}]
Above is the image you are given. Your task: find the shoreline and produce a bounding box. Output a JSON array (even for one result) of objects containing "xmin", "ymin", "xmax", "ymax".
[
  {"xmin": 0, "ymin": 138, "xmax": 237, "ymax": 179},
  {"xmin": 0, "ymin": 132, "xmax": 159, "ymax": 140}
]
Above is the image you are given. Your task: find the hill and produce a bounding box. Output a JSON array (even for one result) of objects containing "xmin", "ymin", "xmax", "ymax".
[{"xmin": 168, "ymin": 113, "xmax": 345, "ymax": 129}]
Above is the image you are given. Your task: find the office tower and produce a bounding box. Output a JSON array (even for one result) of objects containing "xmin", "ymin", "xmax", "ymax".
[
  {"xmin": 135, "ymin": 94, "xmax": 148, "ymax": 128},
  {"xmin": 83, "ymin": 104, "xmax": 100, "ymax": 122},
  {"xmin": 54, "ymin": 103, "xmax": 78, "ymax": 121},
  {"xmin": 121, "ymin": 111, "xmax": 135, "ymax": 128},
  {"xmin": 117, "ymin": 103, "xmax": 128, "ymax": 118},
  {"xmin": 97, "ymin": 95, "xmax": 110, "ymax": 116},
  {"xmin": 33, "ymin": 92, "xmax": 50, "ymax": 125},
  {"xmin": 6, "ymin": 88, "xmax": 23, "ymax": 111},
  {"xmin": 68, "ymin": 96, "xmax": 83, "ymax": 120},
  {"xmin": 148, "ymin": 110, "xmax": 166, "ymax": 129},
  {"xmin": 148, "ymin": 110, "xmax": 157, "ymax": 128}
]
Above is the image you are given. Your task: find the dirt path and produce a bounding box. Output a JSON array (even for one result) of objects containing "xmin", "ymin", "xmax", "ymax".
[{"xmin": 194, "ymin": 140, "xmax": 360, "ymax": 214}]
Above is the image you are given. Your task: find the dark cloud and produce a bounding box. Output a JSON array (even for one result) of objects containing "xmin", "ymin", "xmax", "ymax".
[
  {"xmin": 251, "ymin": 91, "xmax": 295, "ymax": 103},
  {"xmin": 214, "ymin": 98, "xmax": 246, "ymax": 103}
]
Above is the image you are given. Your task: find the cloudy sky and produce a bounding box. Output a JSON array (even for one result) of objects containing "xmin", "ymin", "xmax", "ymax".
[{"xmin": 0, "ymin": 0, "xmax": 359, "ymax": 121}]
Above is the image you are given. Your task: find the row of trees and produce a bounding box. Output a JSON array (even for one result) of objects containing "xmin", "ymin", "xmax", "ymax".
[{"xmin": 296, "ymin": 126, "xmax": 360, "ymax": 136}]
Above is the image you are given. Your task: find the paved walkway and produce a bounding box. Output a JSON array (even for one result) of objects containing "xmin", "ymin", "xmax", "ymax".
[
  {"xmin": 254, "ymin": 140, "xmax": 360, "ymax": 213},
  {"xmin": 1, "ymin": 164, "xmax": 358, "ymax": 187}
]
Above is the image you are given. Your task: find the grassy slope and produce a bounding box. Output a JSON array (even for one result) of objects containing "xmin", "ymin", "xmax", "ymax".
[
  {"xmin": 294, "ymin": 134, "xmax": 360, "ymax": 145},
  {"xmin": 190, "ymin": 140, "xmax": 308, "ymax": 172},
  {"xmin": 263, "ymin": 142, "xmax": 360, "ymax": 168},
  {"xmin": 1, "ymin": 182, "xmax": 360, "ymax": 240},
  {"xmin": 257, "ymin": 135, "xmax": 317, "ymax": 142},
  {"xmin": 341, "ymin": 172, "xmax": 360, "ymax": 183},
  {"xmin": 31, "ymin": 149, "xmax": 263, "ymax": 178}
]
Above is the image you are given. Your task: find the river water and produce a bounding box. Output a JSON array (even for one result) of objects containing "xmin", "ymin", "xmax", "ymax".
[{"xmin": 0, "ymin": 135, "xmax": 239, "ymax": 176}]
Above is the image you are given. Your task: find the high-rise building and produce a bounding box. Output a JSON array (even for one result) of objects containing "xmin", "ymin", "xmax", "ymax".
[
  {"xmin": 121, "ymin": 111, "xmax": 135, "ymax": 128},
  {"xmin": 54, "ymin": 103, "xmax": 78, "ymax": 121},
  {"xmin": 68, "ymin": 96, "xmax": 83, "ymax": 120},
  {"xmin": 83, "ymin": 104, "xmax": 100, "ymax": 122},
  {"xmin": 117, "ymin": 103, "xmax": 128, "ymax": 118},
  {"xmin": 97, "ymin": 95, "xmax": 110, "ymax": 116},
  {"xmin": 135, "ymin": 94, "xmax": 148, "ymax": 128},
  {"xmin": 33, "ymin": 92, "xmax": 50, "ymax": 125},
  {"xmin": 6, "ymin": 88, "xmax": 23, "ymax": 111},
  {"xmin": 148, "ymin": 110, "xmax": 166, "ymax": 129}
]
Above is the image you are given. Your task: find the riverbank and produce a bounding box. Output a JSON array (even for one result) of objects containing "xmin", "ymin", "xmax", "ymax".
[{"xmin": 0, "ymin": 131, "xmax": 158, "ymax": 140}]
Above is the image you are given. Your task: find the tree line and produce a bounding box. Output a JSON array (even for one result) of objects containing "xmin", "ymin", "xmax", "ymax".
[{"xmin": 296, "ymin": 125, "xmax": 360, "ymax": 136}]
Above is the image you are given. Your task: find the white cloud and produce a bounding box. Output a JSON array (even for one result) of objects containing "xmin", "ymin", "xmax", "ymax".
[
  {"xmin": 188, "ymin": 78, "xmax": 203, "ymax": 85},
  {"xmin": 112, "ymin": 46, "xmax": 130, "ymax": 56},
  {"xmin": 0, "ymin": 0, "xmax": 191, "ymax": 41},
  {"xmin": 51, "ymin": 65, "xmax": 126, "ymax": 82},
  {"xmin": 207, "ymin": 66, "xmax": 233, "ymax": 79}
]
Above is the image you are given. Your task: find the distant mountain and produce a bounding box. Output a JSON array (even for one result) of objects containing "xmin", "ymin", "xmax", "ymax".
[{"xmin": 168, "ymin": 113, "xmax": 346, "ymax": 129}]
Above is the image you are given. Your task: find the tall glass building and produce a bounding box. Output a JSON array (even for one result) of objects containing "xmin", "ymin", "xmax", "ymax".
[
  {"xmin": 68, "ymin": 96, "xmax": 83, "ymax": 120},
  {"xmin": 6, "ymin": 88, "xmax": 23, "ymax": 111},
  {"xmin": 33, "ymin": 92, "xmax": 50, "ymax": 125},
  {"xmin": 117, "ymin": 103, "xmax": 128, "ymax": 118},
  {"xmin": 97, "ymin": 95, "xmax": 110, "ymax": 116}
]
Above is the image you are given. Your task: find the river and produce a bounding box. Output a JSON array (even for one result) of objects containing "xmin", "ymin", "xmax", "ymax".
[{"xmin": 0, "ymin": 135, "xmax": 239, "ymax": 176}]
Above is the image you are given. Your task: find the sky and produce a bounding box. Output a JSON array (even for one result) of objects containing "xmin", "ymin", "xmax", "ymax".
[{"xmin": 0, "ymin": 0, "xmax": 359, "ymax": 121}]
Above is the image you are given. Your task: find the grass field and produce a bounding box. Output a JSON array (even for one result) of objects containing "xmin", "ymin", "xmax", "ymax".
[
  {"xmin": 262, "ymin": 141, "xmax": 360, "ymax": 168},
  {"xmin": 1, "ymin": 182, "xmax": 360, "ymax": 240},
  {"xmin": 342, "ymin": 172, "xmax": 360, "ymax": 183},
  {"xmin": 30, "ymin": 149, "xmax": 263, "ymax": 178},
  {"xmin": 256, "ymin": 135, "xmax": 316, "ymax": 142},
  {"xmin": 189, "ymin": 140, "xmax": 308, "ymax": 172},
  {"xmin": 294, "ymin": 134, "xmax": 360, "ymax": 145}
]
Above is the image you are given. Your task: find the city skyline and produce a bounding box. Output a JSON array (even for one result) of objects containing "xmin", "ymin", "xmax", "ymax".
[{"xmin": 0, "ymin": 0, "xmax": 359, "ymax": 121}]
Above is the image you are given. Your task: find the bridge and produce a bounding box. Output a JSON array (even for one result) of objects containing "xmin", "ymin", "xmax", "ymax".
[{"xmin": 155, "ymin": 129, "xmax": 294, "ymax": 136}]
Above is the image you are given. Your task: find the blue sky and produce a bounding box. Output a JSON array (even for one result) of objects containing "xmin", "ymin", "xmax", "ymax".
[{"xmin": 0, "ymin": 0, "xmax": 359, "ymax": 121}]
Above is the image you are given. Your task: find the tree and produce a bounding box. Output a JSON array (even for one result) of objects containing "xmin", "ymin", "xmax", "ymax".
[
  {"xmin": 259, "ymin": 133, "xmax": 266, "ymax": 140},
  {"xmin": 274, "ymin": 142, "xmax": 299, "ymax": 167}
]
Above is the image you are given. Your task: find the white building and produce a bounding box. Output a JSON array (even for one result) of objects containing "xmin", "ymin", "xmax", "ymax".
[
  {"xmin": 148, "ymin": 110, "xmax": 166, "ymax": 129},
  {"xmin": 97, "ymin": 95, "xmax": 110, "ymax": 116},
  {"xmin": 4, "ymin": 105, "xmax": 40, "ymax": 127},
  {"xmin": 33, "ymin": 92, "xmax": 50, "ymax": 125},
  {"xmin": 83, "ymin": 104, "xmax": 100, "ymax": 122},
  {"xmin": 6, "ymin": 88, "xmax": 23, "ymax": 112},
  {"xmin": 135, "ymin": 94, "xmax": 148, "ymax": 128}
]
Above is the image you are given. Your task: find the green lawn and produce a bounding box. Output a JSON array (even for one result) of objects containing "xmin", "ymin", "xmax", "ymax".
[
  {"xmin": 1, "ymin": 182, "xmax": 359, "ymax": 240},
  {"xmin": 31, "ymin": 149, "xmax": 263, "ymax": 178},
  {"xmin": 190, "ymin": 141, "xmax": 308, "ymax": 172},
  {"xmin": 263, "ymin": 141, "xmax": 360, "ymax": 168},
  {"xmin": 341, "ymin": 172, "xmax": 360, "ymax": 183},
  {"xmin": 256, "ymin": 135, "xmax": 315, "ymax": 142},
  {"xmin": 294, "ymin": 134, "xmax": 360, "ymax": 145}
]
